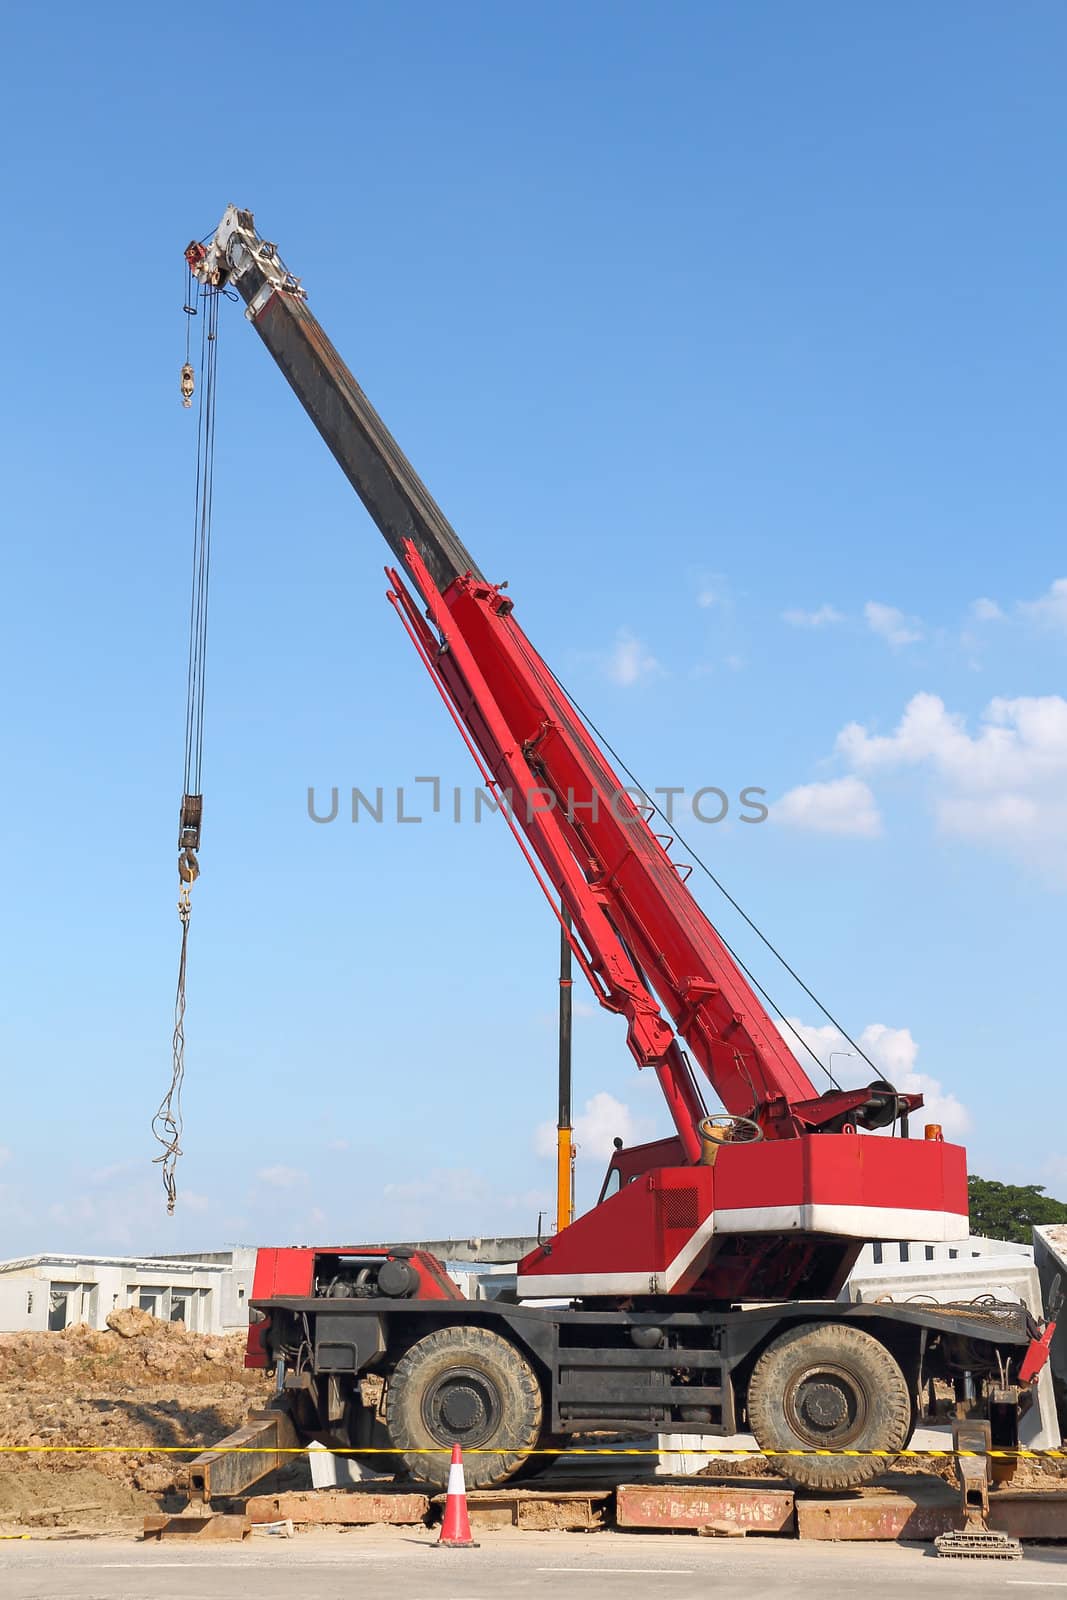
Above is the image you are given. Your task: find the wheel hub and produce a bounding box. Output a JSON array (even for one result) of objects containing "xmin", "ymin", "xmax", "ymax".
[
  {"xmin": 784, "ymin": 1363, "xmax": 867, "ymax": 1447},
  {"xmin": 439, "ymin": 1385, "xmax": 483, "ymax": 1431},
  {"xmin": 421, "ymin": 1366, "xmax": 502, "ymax": 1448},
  {"xmin": 796, "ymin": 1380, "xmax": 849, "ymax": 1430}
]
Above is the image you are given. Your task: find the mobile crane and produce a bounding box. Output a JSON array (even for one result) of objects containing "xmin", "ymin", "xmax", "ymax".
[{"xmin": 185, "ymin": 208, "xmax": 1053, "ymax": 1492}]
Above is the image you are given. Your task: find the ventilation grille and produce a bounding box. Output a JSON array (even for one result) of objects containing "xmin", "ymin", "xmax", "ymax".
[{"xmin": 660, "ymin": 1188, "xmax": 699, "ymax": 1230}]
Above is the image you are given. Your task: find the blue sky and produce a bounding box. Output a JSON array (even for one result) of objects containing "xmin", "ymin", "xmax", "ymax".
[{"xmin": 1, "ymin": 2, "xmax": 1064, "ymax": 1257}]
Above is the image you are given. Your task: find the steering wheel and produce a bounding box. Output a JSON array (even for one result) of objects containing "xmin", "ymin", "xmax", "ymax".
[{"xmin": 698, "ymin": 1113, "xmax": 764, "ymax": 1145}]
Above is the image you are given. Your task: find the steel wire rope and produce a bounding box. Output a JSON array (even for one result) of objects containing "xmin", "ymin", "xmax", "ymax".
[{"xmin": 154, "ymin": 285, "xmax": 222, "ymax": 1212}]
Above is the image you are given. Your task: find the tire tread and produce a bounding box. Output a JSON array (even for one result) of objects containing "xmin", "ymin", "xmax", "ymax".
[
  {"xmin": 747, "ymin": 1321, "xmax": 912, "ymax": 1490},
  {"xmin": 387, "ymin": 1324, "xmax": 543, "ymax": 1490}
]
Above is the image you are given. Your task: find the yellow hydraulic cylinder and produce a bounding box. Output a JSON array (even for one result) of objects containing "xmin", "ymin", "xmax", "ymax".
[
  {"xmin": 556, "ymin": 904, "xmax": 575, "ymax": 1233},
  {"xmin": 556, "ymin": 1124, "xmax": 574, "ymax": 1235}
]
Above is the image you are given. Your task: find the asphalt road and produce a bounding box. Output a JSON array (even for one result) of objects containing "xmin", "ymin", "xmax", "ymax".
[{"xmin": 2, "ymin": 1529, "xmax": 1066, "ymax": 1600}]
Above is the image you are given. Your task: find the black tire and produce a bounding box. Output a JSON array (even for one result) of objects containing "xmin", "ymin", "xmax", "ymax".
[
  {"xmin": 746, "ymin": 1321, "xmax": 912, "ymax": 1490},
  {"xmin": 386, "ymin": 1325, "xmax": 544, "ymax": 1490}
]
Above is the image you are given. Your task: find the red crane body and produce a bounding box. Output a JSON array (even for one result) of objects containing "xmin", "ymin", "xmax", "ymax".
[
  {"xmin": 181, "ymin": 208, "xmax": 1052, "ymax": 1495},
  {"xmin": 186, "ymin": 208, "xmax": 968, "ymax": 1305}
]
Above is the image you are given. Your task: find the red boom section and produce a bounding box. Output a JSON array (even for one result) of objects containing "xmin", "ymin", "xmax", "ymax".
[{"xmin": 390, "ymin": 549, "xmax": 830, "ymax": 1147}]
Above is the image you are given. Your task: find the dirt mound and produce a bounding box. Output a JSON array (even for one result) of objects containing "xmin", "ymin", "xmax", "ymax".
[
  {"xmin": 0, "ymin": 1318, "xmax": 258, "ymax": 1388},
  {"xmin": 105, "ymin": 1305, "xmax": 163, "ymax": 1338},
  {"xmin": 0, "ymin": 1317, "xmax": 271, "ymax": 1530}
]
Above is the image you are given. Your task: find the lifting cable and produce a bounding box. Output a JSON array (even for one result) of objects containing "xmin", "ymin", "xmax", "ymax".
[
  {"xmin": 549, "ymin": 668, "xmax": 888, "ymax": 1099},
  {"xmin": 153, "ymin": 273, "xmax": 222, "ymax": 1214}
]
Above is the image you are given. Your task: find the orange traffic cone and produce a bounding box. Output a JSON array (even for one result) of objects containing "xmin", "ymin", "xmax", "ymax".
[{"xmin": 436, "ymin": 1443, "xmax": 479, "ymax": 1548}]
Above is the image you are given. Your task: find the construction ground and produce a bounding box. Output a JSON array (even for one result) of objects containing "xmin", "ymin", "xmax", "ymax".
[
  {"xmin": 0, "ymin": 1313, "xmax": 265, "ymax": 1529},
  {"xmin": 4, "ymin": 1532, "xmax": 1067, "ymax": 1600},
  {"xmin": 1, "ymin": 1310, "xmax": 1063, "ymax": 1578}
]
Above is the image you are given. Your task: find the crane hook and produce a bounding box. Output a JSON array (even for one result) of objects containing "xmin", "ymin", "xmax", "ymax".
[{"xmin": 180, "ymin": 362, "xmax": 195, "ymax": 408}]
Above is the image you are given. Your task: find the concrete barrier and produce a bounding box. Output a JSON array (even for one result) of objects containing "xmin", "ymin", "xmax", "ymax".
[{"xmin": 1033, "ymin": 1223, "xmax": 1067, "ymax": 1436}]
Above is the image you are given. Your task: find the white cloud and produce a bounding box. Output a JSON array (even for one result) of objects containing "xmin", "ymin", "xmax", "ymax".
[
  {"xmin": 864, "ymin": 600, "xmax": 924, "ymax": 647},
  {"xmin": 536, "ymin": 1091, "xmax": 656, "ymax": 1164},
  {"xmin": 783, "ymin": 604, "xmax": 844, "ymax": 628},
  {"xmin": 181, "ymin": 1191, "xmax": 210, "ymax": 1213},
  {"xmin": 45, "ymin": 1176, "xmax": 163, "ymax": 1251},
  {"xmin": 773, "ymin": 776, "xmax": 882, "ymax": 838},
  {"xmin": 971, "ymin": 597, "xmax": 1003, "ymax": 623},
  {"xmin": 838, "ymin": 691, "xmax": 1067, "ymax": 786},
  {"xmin": 836, "ymin": 691, "xmax": 1067, "ymax": 873},
  {"xmin": 1019, "ymin": 576, "xmax": 1067, "ymax": 631},
  {"xmin": 784, "ymin": 1019, "xmax": 970, "ymax": 1139},
  {"xmin": 88, "ymin": 1160, "xmax": 139, "ymax": 1187},
  {"xmin": 256, "ymin": 1164, "xmax": 307, "ymax": 1189},
  {"xmin": 604, "ymin": 629, "xmax": 661, "ymax": 687},
  {"xmin": 380, "ymin": 1167, "xmax": 551, "ymax": 1238},
  {"xmin": 384, "ymin": 1168, "xmax": 489, "ymax": 1207},
  {"xmin": 0, "ymin": 1183, "xmax": 31, "ymax": 1228},
  {"xmin": 48, "ymin": 1193, "xmax": 135, "ymax": 1247},
  {"xmin": 696, "ymin": 574, "xmax": 729, "ymax": 609}
]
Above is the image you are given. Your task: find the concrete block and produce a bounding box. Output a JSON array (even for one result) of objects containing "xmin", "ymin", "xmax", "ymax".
[
  {"xmin": 616, "ymin": 1482, "xmax": 794, "ymax": 1533},
  {"xmin": 307, "ymin": 1440, "xmax": 387, "ymax": 1487},
  {"xmin": 1034, "ymin": 1223, "xmax": 1067, "ymax": 1436},
  {"xmin": 247, "ymin": 1490, "xmax": 429, "ymax": 1526},
  {"xmin": 796, "ymin": 1485, "xmax": 1067, "ymax": 1543},
  {"xmin": 796, "ymin": 1486, "xmax": 956, "ymax": 1542},
  {"xmin": 432, "ymin": 1488, "xmax": 608, "ymax": 1531}
]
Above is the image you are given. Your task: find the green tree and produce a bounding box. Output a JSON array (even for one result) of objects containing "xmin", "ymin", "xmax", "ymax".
[{"xmin": 968, "ymin": 1176, "xmax": 1067, "ymax": 1244}]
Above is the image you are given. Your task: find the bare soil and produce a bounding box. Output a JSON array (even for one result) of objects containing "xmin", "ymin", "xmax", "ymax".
[
  {"xmin": 695, "ymin": 1444, "xmax": 1063, "ymax": 1491},
  {"xmin": 0, "ymin": 1312, "xmax": 270, "ymax": 1532}
]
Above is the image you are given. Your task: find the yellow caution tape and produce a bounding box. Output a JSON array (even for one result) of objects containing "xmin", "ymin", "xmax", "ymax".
[{"xmin": 0, "ymin": 1444, "xmax": 1062, "ymax": 1458}]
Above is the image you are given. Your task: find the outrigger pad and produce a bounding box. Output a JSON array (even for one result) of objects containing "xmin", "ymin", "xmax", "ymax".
[{"xmin": 935, "ymin": 1531, "xmax": 1023, "ymax": 1560}]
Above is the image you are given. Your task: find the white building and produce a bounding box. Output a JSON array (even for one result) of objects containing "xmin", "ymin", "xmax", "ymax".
[
  {"xmin": 153, "ymin": 1248, "xmax": 259, "ymax": 1333},
  {"xmin": 0, "ymin": 1248, "xmax": 258, "ymax": 1335}
]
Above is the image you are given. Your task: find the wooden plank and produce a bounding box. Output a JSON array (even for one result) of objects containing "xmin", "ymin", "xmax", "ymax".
[
  {"xmin": 615, "ymin": 1482, "xmax": 794, "ymax": 1533},
  {"xmin": 247, "ymin": 1490, "xmax": 429, "ymax": 1527}
]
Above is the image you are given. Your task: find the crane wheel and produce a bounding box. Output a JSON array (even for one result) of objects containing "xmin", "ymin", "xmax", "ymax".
[
  {"xmin": 746, "ymin": 1321, "xmax": 912, "ymax": 1490},
  {"xmin": 386, "ymin": 1325, "xmax": 544, "ymax": 1490}
]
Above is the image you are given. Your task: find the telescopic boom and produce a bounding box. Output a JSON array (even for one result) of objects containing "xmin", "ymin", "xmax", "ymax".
[{"xmin": 187, "ymin": 206, "xmax": 920, "ymax": 1154}]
